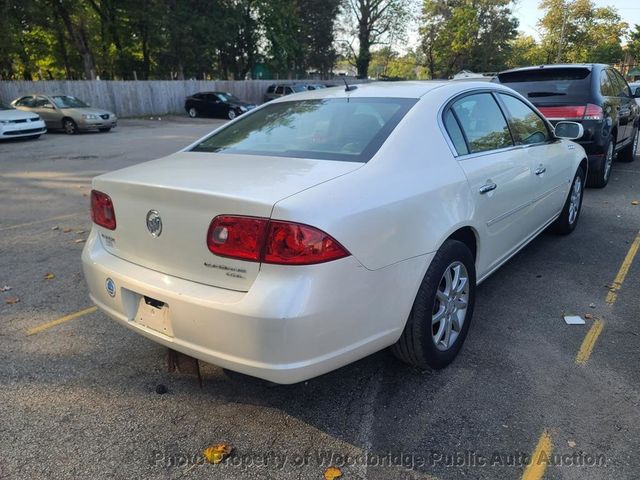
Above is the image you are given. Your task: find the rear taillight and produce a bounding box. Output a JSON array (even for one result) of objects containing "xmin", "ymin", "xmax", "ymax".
[
  {"xmin": 206, "ymin": 215, "xmax": 349, "ymax": 265},
  {"xmin": 583, "ymin": 103, "xmax": 603, "ymax": 120},
  {"xmin": 90, "ymin": 190, "xmax": 116, "ymax": 230},
  {"xmin": 538, "ymin": 105, "xmax": 586, "ymax": 120},
  {"xmin": 537, "ymin": 103, "xmax": 603, "ymax": 121}
]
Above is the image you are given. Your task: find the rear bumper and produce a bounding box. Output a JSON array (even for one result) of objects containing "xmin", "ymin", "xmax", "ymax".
[{"xmin": 82, "ymin": 229, "xmax": 428, "ymax": 383}]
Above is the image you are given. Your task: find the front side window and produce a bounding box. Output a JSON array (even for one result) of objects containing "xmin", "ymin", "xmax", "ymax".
[
  {"xmin": 34, "ymin": 96, "xmax": 52, "ymax": 108},
  {"xmin": 275, "ymin": 86, "xmax": 284, "ymax": 94},
  {"xmin": 610, "ymin": 70, "xmax": 631, "ymax": 97},
  {"xmin": 498, "ymin": 94, "xmax": 550, "ymax": 145},
  {"xmin": 451, "ymin": 93, "xmax": 513, "ymax": 153},
  {"xmin": 191, "ymin": 97, "xmax": 416, "ymax": 163}
]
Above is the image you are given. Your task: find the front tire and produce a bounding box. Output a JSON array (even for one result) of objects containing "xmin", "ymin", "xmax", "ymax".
[
  {"xmin": 63, "ymin": 118, "xmax": 78, "ymax": 135},
  {"xmin": 550, "ymin": 166, "xmax": 585, "ymax": 235},
  {"xmin": 391, "ymin": 240, "xmax": 476, "ymax": 370},
  {"xmin": 618, "ymin": 126, "xmax": 638, "ymax": 163}
]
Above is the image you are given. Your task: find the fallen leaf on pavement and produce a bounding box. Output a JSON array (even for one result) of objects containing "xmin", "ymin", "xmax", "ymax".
[
  {"xmin": 632, "ymin": 200, "xmax": 639, "ymax": 206},
  {"xmin": 1, "ymin": 285, "xmax": 11, "ymax": 292},
  {"xmin": 324, "ymin": 467, "xmax": 343, "ymax": 480},
  {"xmin": 63, "ymin": 227, "xmax": 72, "ymax": 233},
  {"xmin": 44, "ymin": 273, "xmax": 55, "ymax": 280},
  {"xmin": 568, "ymin": 440, "xmax": 577, "ymax": 448},
  {"xmin": 74, "ymin": 238, "xmax": 86, "ymax": 244},
  {"xmin": 5, "ymin": 297, "xmax": 20, "ymax": 305},
  {"xmin": 584, "ymin": 313, "xmax": 593, "ymax": 319},
  {"xmin": 202, "ymin": 443, "xmax": 232, "ymax": 464}
]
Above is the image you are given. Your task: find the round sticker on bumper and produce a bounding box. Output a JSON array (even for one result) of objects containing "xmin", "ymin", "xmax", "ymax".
[{"xmin": 105, "ymin": 278, "xmax": 116, "ymax": 297}]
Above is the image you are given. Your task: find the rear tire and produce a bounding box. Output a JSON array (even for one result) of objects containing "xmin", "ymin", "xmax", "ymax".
[
  {"xmin": 618, "ymin": 126, "xmax": 638, "ymax": 163},
  {"xmin": 62, "ymin": 118, "xmax": 78, "ymax": 135},
  {"xmin": 588, "ymin": 137, "xmax": 613, "ymax": 188},
  {"xmin": 188, "ymin": 107, "xmax": 198, "ymax": 118},
  {"xmin": 550, "ymin": 166, "xmax": 585, "ymax": 235},
  {"xmin": 391, "ymin": 240, "xmax": 476, "ymax": 370},
  {"xmin": 227, "ymin": 109, "xmax": 237, "ymax": 120}
]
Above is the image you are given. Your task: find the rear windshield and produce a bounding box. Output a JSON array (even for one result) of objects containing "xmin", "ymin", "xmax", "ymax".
[
  {"xmin": 497, "ymin": 68, "xmax": 592, "ymax": 99},
  {"xmin": 191, "ymin": 98, "xmax": 417, "ymax": 162}
]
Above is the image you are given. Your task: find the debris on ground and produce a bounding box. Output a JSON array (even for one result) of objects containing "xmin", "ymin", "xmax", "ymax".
[
  {"xmin": 584, "ymin": 313, "xmax": 593, "ymax": 320},
  {"xmin": 51, "ymin": 225, "xmax": 59, "ymax": 231},
  {"xmin": 5, "ymin": 296, "xmax": 20, "ymax": 305},
  {"xmin": 589, "ymin": 303, "xmax": 596, "ymax": 309},
  {"xmin": 632, "ymin": 200, "xmax": 639, "ymax": 206},
  {"xmin": 74, "ymin": 238, "xmax": 86, "ymax": 244},
  {"xmin": 568, "ymin": 440, "xmax": 577, "ymax": 448},
  {"xmin": 1, "ymin": 285, "xmax": 11, "ymax": 292},
  {"xmin": 323, "ymin": 466, "xmax": 343, "ymax": 480},
  {"xmin": 63, "ymin": 227, "xmax": 72, "ymax": 233},
  {"xmin": 564, "ymin": 315, "xmax": 585, "ymax": 325},
  {"xmin": 155, "ymin": 384, "xmax": 168, "ymax": 395},
  {"xmin": 202, "ymin": 443, "xmax": 232, "ymax": 464},
  {"xmin": 44, "ymin": 272, "xmax": 55, "ymax": 280}
]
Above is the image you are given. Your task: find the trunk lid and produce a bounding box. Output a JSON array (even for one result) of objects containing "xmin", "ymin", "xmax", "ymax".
[{"xmin": 93, "ymin": 151, "xmax": 360, "ymax": 291}]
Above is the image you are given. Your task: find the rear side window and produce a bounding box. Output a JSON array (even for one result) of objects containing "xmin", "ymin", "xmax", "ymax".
[
  {"xmin": 275, "ymin": 86, "xmax": 284, "ymax": 94},
  {"xmin": 600, "ymin": 71, "xmax": 615, "ymax": 96},
  {"xmin": 450, "ymin": 93, "xmax": 513, "ymax": 153},
  {"xmin": 443, "ymin": 110, "xmax": 469, "ymax": 155},
  {"xmin": 610, "ymin": 69, "xmax": 631, "ymax": 97},
  {"xmin": 497, "ymin": 68, "xmax": 591, "ymax": 101},
  {"xmin": 498, "ymin": 94, "xmax": 550, "ymax": 145},
  {"xmin": 266, "ymin": 86, "xmax": 275, "ymax": 94},
  {"xmin": 191, "ymin": 97, "xmax": 417, "ymax": 163}
]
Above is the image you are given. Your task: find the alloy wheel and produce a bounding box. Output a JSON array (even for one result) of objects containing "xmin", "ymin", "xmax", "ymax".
[
  {"xmin": 568, "ymin": 175, "xmax": 582, "ymax": 225},
  {"xmin": 604, "ymin": 141, "xmax": 613, "ymax": 181},
  {"xmin": 432, "ymin": 261, "xmax": 470, "ymax": 351},
  {"xmin": 228, "ymin": 110, "xmax": 236, "ymax": 120},
  {"xmin": 188, "ymin": 108, "xmax": 197, "ymax": 118}
]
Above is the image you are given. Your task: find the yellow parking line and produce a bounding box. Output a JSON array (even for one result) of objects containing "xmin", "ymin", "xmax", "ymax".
[
  {"xmin": 575, "ymin": 319, "xmax": 604, "ymax": 365},
  {"xmin": 26, "ymin": 306, "xmax": 97, "ymax": 336},
  {"xmin": 606, "ymin": 231, "xmax": 640, "ymax": 305},
  {"xmin": 522, "ymin": 430, "xmax": 553, "ymax": 480},
  {"xmin": 0, "ymin": 212, "xmax": 82, "ymax": 232}
]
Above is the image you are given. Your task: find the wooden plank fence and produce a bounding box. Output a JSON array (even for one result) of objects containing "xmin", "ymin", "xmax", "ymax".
[{"xmin": 0, "ymin": 79, "xmax": 364, "ymax": 117}]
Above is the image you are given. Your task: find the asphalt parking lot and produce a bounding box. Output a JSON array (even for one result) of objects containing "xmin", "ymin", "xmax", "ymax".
[{"xmin": 1, "ymin": 119, "xmax": 639, "ymax": 480}]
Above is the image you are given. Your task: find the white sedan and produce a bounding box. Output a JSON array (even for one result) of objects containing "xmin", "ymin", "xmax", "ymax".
[
  {"xmin": 82, "ymin": 81, "xmax": 587, "ymax": 384},
  {"xmin": 0, "ymin": 102, "xmax": 46, "ymax": 140}
]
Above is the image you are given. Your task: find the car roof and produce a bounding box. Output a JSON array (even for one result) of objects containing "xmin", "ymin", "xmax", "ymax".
[
  {"xmin": 269, "ymin": 81, "xmax": 455, "ymax": 102},
  {"xmin": 498, "ymin": 64, "xmax": 608, "ymax": 75}
]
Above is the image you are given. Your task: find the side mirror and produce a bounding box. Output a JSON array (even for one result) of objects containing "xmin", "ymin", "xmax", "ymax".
[{"xmin": 554, "ymin": 121, "xmax": 584, "ymax": 140}]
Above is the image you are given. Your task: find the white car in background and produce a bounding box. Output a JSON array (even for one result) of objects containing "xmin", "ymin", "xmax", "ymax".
[
  {"xmin": 630, "ymin": 82, "xmax": 640, "ymax": 107},
  {"xmin": 0, "ymin": 102, "xmax": 46, "ymax": 140},
  {"xmin": 83, "ymin": 81, "xmax": 587, "ymax": 384}
]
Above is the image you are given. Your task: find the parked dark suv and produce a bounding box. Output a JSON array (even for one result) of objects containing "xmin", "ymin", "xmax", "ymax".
[{"xmin": 495, "ymin": 64, "xmax": 639, "ymax": 187}]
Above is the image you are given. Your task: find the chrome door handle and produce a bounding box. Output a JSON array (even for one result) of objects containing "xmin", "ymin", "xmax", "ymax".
[
  {"xmin": 479, "ymin": 182, "xmax": 497, "ymax": 194},
  {"xmin": 535, "ymin": 166, "xmax": 546, "ymax": 175}
]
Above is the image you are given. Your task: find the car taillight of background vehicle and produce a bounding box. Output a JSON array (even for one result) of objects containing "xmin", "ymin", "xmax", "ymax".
[
  {"xmin": 90, "ymin": 190, "xmax": 116, "ymax": 230},
  {"xmin": 538, "ymin": 103, "xmax": 603, "ymax": 121},
  {"xmin": 206, "ymin": 215, "xmax": 350, "ymax": 265}
]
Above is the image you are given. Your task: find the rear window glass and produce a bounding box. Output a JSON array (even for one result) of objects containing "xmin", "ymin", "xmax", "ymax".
[
  {"xmin": 497, "ymin": 68, "xmax": 591, "ymax": 100},
  {"xmin": 191, "ymin": 98, "xmax": 417, "ymax": 163}
]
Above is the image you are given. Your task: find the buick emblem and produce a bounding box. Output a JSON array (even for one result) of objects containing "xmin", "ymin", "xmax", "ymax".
[{"xmin": 146, "ymin": 210, "xmax": 162, "ymax": 237}]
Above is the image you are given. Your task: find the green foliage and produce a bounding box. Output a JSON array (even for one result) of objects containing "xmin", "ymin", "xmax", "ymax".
[
  {"xmin": 0, "ymin": 0, "xmax": 341, "ymax": 80},
  {"xmin": 537, "ymin": 0, "xmax": 627, "ymax": 64},
  {"xmin": 420, "ymin": 0, "xmax": 519, "ymax": 79}
]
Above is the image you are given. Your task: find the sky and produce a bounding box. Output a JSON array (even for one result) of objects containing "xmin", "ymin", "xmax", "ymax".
[{"xmin": 513, "ymin": 0, "xmax": 640, "ymax": 40}]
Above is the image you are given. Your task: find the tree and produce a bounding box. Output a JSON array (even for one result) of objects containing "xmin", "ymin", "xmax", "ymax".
[
  {"xmin": 342, "ymin": 0, "xmax": 411, "ymax": 78},
  {"xmin": 420, "ymin": 0, "xmax": 518, "ymax": 78},
  {"xmin": 538, "ymin": 0, "xmax": 627, "ymax": 64}
]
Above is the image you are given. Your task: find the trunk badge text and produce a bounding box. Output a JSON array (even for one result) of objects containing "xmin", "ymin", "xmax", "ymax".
[{"xmin": 146, "ymin": 210, "xmax": 163, "ymax": 237}]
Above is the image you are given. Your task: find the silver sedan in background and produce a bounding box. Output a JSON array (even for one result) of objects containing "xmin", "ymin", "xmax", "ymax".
[{"xmin": 11, "ymin": 94, "xmax": 117, "ymax": 134}]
